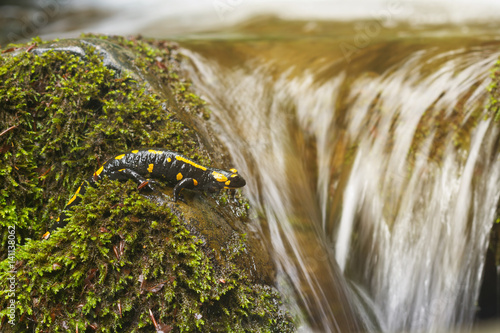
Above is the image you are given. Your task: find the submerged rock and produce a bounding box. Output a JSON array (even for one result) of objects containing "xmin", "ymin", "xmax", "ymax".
[{"xmin": 0, "ymin": 36, "xmax": 294, "ymax": 332}]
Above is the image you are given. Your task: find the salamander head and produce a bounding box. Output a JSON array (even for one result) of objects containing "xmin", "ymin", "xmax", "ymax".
[
  {"xmin": 211, "ymin": 168, "xmax": 246, "ymax": 189},
  {"xmin": 224, "ymin": 169, "xmax": 246, "ymax": 189}
]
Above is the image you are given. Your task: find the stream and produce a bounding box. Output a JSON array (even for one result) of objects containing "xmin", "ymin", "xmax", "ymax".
[{"xmin": 178, "ymin": 30, "xmax": 500, "ymax": 332}]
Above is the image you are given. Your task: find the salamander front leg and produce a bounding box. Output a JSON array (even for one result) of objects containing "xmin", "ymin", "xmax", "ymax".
[{"xmin": 172, "ymin": 178, "xmax": 197, "ymax": 202}]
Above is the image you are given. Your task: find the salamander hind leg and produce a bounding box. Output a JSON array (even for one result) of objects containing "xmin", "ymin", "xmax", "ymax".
[{"xmin": 172, "ymin": 178, "xmax": 197, "ymax": 202}]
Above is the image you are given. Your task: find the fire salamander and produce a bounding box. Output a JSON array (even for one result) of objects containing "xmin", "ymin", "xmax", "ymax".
[{"xmin": 42, "ymin": 148, "xmax": 246, "ymax": 239}]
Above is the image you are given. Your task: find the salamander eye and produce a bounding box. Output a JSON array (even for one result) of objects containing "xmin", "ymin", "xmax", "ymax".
[{"xmin": 224, "ymin": 173, "xmax": 246, "ymax": 188}]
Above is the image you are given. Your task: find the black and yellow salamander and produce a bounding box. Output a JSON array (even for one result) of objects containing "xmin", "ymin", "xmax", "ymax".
[{"xmin": 42, "ymin": 148, "xmax": 246, "ymax": 239}]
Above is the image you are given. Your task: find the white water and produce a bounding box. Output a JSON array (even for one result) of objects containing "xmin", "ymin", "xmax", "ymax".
[
  {"xmin": 180, "ymin": 53, "xmax": 362, "ymax": 331},
  {"xmin": 28, "ymin": 0, "xmax": 500, "ymax": 43},
  {"xmin": 336, "ymin": 48, "xmax": 500, "ymax": 331},
  {"xmin": 180, "ymin": 42, "xmax": 500, "ymax": 332}
]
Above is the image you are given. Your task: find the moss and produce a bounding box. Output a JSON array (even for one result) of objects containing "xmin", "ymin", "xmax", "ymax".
[
  {"xmin": 0, "ymin": 179, "xmax": 293, "ymax": 332},
  {"xmin": 407, "ymin": 78, "xmax": 485, "ymax": 173},
  {"xmin": 0, "ymin": 36, "xmax": 294, "ymax": 332},
  {"xmin": 0, "ymin": 36, "xmax": 209, "ymax": 250},
  {"xmin": 83, "ymin": 34, "xmax": 211, "ymax": 120},
  {"xmin": 487, "ymin": 58, "xmax": 500, "ymax": 121}
]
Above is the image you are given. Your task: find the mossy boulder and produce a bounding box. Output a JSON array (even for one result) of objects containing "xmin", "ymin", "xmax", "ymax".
[{"xmin": 0, "ymin": 36, "xmax": 294, "ymax": 332}]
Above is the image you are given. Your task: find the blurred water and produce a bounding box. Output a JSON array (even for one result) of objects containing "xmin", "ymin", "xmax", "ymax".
[
  {"xmin": 179, "ymin": 36, "xmax": 500, "ymax": 331},
  {"xmin": 335, "ymin": 47, "xmax": 500, "ymax": 332},
  {"xmin": 3, "ymin": 0, "xmax": 500, "ymax": 44},
  {"xmin": 179, "ymin": 47, "xmax": 365, "ymax": 332}
]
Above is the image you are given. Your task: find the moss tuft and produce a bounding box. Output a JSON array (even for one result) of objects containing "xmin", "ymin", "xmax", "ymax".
[
  {"xmin": 0, "ymin": 37, "xmax": 206, "ymax": 250},
  {"xmin": 488, "ymin": 58, "xmax": 500, "ymax": 121},
  {"xmin": 1, "ymin": 179, "xmax": 293, "ymax": 332}
]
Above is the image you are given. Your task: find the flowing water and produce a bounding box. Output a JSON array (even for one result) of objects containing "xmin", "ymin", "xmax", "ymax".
[{"xmin": 178, "ymin": 24, "xmax": 500, "ymax": 332}]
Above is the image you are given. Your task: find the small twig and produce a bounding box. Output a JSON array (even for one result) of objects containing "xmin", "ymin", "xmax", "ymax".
[
  {"xmin": 117, "ymin": 301, "xmax": 122, "ymax": 318},
  {"xmin": 26, "ymin": 43, "xmax": 37, "ymax": 53},
  {"xmin": 149, "ymin": 308, "xmax": 160, "ymax": 331},
  {"xmin": 1, "ymin": 47, "xmax": 17, "ymax": 54},
  {"xmin": 38, "ymin": 165, "xmax": 52, "ymax": 179},
  {"xmin": 0, "ymin": 125, "xmax": 18, "ymax": 137}
]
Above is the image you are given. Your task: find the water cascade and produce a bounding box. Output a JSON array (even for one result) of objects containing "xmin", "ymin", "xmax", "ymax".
[{"xmin": 179, "ymin": 31, "xmax": 500, "ymax": 332}]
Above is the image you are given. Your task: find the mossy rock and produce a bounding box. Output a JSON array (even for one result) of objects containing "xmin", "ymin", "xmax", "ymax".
[{"xmin": 0, "ymin": 36, "xmax": 294, "ymax": 332}]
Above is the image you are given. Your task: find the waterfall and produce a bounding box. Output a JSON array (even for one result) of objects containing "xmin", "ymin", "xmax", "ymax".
[
  {"xmin": 335, "ymin": 47, "xmax": 500, "ymax": 332},
  {"xmin": 180, "ymin": 39, "xmax": 500, "ymax": 332}
]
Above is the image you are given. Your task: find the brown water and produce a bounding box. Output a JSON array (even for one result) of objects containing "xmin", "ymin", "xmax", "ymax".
[{"xmin": 178, "ymin": 19, "xmax": 500, "ymax": 332}]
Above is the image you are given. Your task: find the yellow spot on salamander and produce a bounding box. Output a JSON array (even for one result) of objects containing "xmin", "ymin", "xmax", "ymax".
[
  {"xmin": 230, "ymin": 174, "xmax": 238, "ymax": 178},
  {"xmin": 175, "ymin": 155, "xmax": 207, "ymax": 171},
  {"xmin": 212, "ymin": 171, "xmax": 228, "ymax": 183},
  {"xmin": 115, "ymin": 154, "xmax": 125, "ymax": 160},
  {"xmin": 42, "ymin": 231, "xmax": 50, "ymax": 239},
  {"xmin": 94, "ymin": 166, "xmax": 104, "ymax": 177},
  {"xmin": 177, "ymin": 173, "xmax": 183, "ymax": 181},
  {"xmin": 119, "ymin": 169, "xmax": 125, "ymax": 172},
  {"xmin": 167, "ymin": 157, "xmax": 171, "ymax": 163},
  {"xmin": 193, "ymin": 179, "xmax": 198, "ymax": 186},
  {"xmin": 225, "ymin": 180, "xmax": 231, "ymax": 186},
  {"xmin": 67, "ymin": 185, "xmax": 82, "ymax": 205},
  {"xmin": 230, "ymin": 168, "xmax": 238, "ymax": 173},
  {"xmin": 131, "ymin": 150, "xmax": 139, "ymax": 154},
  {"xmin": 148, "ymin": 149, "xmax": 164, "ymax": 154},
  {"xmin": 147, "ymin": 164, "xmax": 154, "ymax": 173}
]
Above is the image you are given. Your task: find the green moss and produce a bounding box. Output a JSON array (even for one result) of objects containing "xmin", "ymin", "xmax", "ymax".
[
  {"xmin": 0, "ymin": 179, "xmax": 293, "ymax": 332},
  {"xmin": 83, "ymin": 34, "xmax": 211, "ymax": 120},
  {"xmin": 216, "ymin": 190, "xmax": 251, "ymax": 219},
  {"xmin": 487, "ymin": 58, "xmax": 500, "ymax": 121},
  {"xmin": 0, "ymin": 36, "xmax": 294, "ymax": 332},
  {"xmin": 0, "ymin": 37, "xmax": 206, "ymax": 250}
]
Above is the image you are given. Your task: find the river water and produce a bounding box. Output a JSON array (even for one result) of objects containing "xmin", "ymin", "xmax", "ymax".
[
  {"xmin": 178, "ymin": 30, "xmax": 500, "ymax": 332},
  {"xmin": 5, "ymin": 1, "xmax": 500, "ymax": 332}
]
